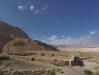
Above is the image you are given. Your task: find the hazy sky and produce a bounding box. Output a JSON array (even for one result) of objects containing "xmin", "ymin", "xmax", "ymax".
[{"xmin": 0, "ymin": 0, "xmax": 99, "ymax": 45}]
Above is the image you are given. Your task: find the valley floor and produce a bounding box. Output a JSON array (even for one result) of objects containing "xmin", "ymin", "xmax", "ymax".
[{"xmin": 9, "ymin": 51, "xmax": 99, "ymax": 75}]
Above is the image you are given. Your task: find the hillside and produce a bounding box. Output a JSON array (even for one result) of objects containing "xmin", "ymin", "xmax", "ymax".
[
  {"xmin": 0, "ymin": 22, "xmax": 29, "ymax": 52},
  {"xmin": 3, "ymin": 38, "xmax": 58, "ymax": 55},
  {"xmin": 0, "ymin": 21, "xmax": 58, "ymax": 54}
]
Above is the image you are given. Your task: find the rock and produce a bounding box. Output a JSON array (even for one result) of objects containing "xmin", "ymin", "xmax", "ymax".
[
  {"xmin": 0, "ymin": 21, "xmax": 29, "ymax": 52},
  {"xmin": 3, "ymin": 38, "xmax": 58, "ymax": 55},
  {"xmin": 0, "ymin": 21, "xmax": 58, "ymax": 55},
  {"xmin": 0, "ymin": 21, "xmax": 58, "ymax": 75}
]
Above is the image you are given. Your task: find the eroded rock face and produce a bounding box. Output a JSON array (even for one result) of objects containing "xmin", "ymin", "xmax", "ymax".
[
  {"xmin": 3, "ymin": 38, "xmax": 58, "ymax": 55},
  {"xmin": 0, "ymin": 22, "xmax": 29, "ymax": 52}
]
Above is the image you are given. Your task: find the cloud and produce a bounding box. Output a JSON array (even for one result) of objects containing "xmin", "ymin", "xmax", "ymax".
[
  {"xmin": 47, "ymin": 35, "xmax": 57, "ymax": 40},
  {"xmin": 17, "ymin": 1, "xmax": 48, "ymax": 15},
  {"xmin": 43, "ymin": 30, "xmax": 99, "ymax": 45},
  {"xmin": 33, "ymin": 4, "xmax": 48, "ymax": 14},
  {"xmin": 45, "ymin": 36, "xmax": 75, "ymax": 45},
  {"xmin": 30, "ymin": 5, "xmax": 35, "ymax": 11},
  {"xmin": 34, "ymin": 10, "xmax": 42, "ymax": 14},
  {"xmin": 89, "ymin": 30, "xmax": 98, "ymax": 35},
  {"xmin": 17, "ymin": 5, "xmax": 24, "ymax": 10},
  {"xmin": 41, "ymin": 4, "xmax": 48, "ymax": 11}
]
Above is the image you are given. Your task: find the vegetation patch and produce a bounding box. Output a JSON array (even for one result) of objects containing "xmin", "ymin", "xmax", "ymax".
[
  {"xmin": 47, "ymin": 70, "xmax": 56, "ymax": 75},
  {"xmin": 52, "ymin": 59, "xmax": 66, "ymax": 66},
  {"xmin": 31, "ymin": 58, "xmax": 35, "ymax": 61},
  {"xmin": 41, "ymin": 53, "xmax": 45, "ymax": 56},
  {"xmin": 84, "ymin": 70, "xmax": 93, "ymax": 75}
]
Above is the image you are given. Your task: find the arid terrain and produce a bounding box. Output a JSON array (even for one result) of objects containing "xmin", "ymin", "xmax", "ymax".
[
  {"xmin": 0, "ymin": 22, "xmax": 99, "ymax": 75},
  {"xmin": 7, "ymin": 50, "xmax": 99, "ymax": 75}
]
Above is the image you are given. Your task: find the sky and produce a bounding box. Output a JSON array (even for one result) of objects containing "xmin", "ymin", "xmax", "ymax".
[{"xmin": 0, "ymin": 0, "xmax": 99, "ymax": 45}]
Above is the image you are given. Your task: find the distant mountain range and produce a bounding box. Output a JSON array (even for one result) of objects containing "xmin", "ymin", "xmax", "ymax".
[{"xmin": 53, "ymin": 44, "xmax": 99, "ymax": 48}]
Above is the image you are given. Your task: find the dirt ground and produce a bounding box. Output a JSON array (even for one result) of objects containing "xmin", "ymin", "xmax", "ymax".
[{"xmin": 8, "ymin": 51, "xmax": 99, "ymax": 75}]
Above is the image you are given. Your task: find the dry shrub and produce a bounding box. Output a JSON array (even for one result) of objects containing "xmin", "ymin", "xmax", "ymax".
[
  {"xmin": 47, "ymin": 70, "xmax": 56, "ymax": 75},
  {"xmin": 84, "ymin": 70, "xmax": 93, "ymax": 75},
  {"xmin": 41, "ymin": 53, "xmax": 45, "ymax": 56},
  {"xmin": 31, "ymin": 58, "xmax": 35, "ymax": 61},
  {"xmin": 52, "ymin": 59, "xmax": 66, "ymax": 66}
]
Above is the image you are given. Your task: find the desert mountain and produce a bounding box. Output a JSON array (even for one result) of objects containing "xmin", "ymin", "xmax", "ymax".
[
  {"xmin": 0, "ymin": 22, "xmax": 29, "ymax": 52},
  {"xmin": 0, "ymin": 21, "xmax": 58, "ymax": 54},
  {"xmin": 3, "ymin": 38, "xmax": 58, "ymax": 55}
]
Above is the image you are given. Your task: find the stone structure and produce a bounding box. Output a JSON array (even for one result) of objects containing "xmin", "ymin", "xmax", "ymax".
[{"xmin": 68, "ymin": 55, "xmax": 84, "ymax": 66}]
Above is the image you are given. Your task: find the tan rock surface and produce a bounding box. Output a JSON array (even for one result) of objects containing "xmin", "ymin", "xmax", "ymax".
[{"xmin": 3, "ymin": 38, "xmax": 58, "ymax": 55}]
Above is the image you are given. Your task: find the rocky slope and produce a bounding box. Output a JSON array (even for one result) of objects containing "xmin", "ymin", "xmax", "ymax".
[
  {"xmin": 0, "ymin": 21, "xmax": 58, "ymax": 75},
  {"xmin": 3, "ymin": 38, "xmax": 58, "ymax": 55},
  {"xmin": 0, "ymin": 21, "xmax": 58, "ymax": 54},
  {"xmin": 0, "ymin": 22, "xmax": 29, "ymax": 52}
]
